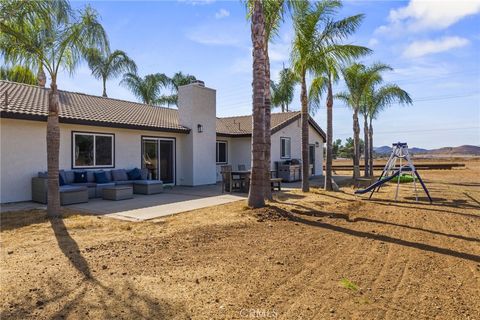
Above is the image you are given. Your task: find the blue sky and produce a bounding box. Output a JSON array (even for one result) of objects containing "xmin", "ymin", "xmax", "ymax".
[{"xmin": 56, "ymin": 0, "xmax": 480, "ymax": 149}]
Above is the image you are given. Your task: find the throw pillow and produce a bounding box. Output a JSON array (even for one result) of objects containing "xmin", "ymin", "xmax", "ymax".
[
  {"xmin": 127, "ymin": 168, "xmax": 142, "ymax": 180},
  {"xmin": 74, "ymin": 171, "xmax": 88, "ymax": 183},
  {"xmin": 94, "ymin": 171, "xmax": 110, "ymax": 184},
  {"xmin": 59, "ymin": 173, "xmax": 66, "ymax": 186},
  {"xmin": 111, "ymin": 169, "xmax": 128, "ymax": 181}
]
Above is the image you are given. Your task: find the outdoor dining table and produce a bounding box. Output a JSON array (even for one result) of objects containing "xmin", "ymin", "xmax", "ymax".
[{"xmin": 230, "ymin": 170, "xmax": 277, "ymax": 192}]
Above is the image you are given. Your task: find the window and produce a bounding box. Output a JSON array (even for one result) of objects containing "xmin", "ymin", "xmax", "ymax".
[
  {"xmin": 280, "ymin": 137, "xmax": 291, "ymax": 159},
  {"xmin": 72, "ymin": 132, "xmax": 114, "ymax": 168},
  {"xmin": 216, "ymin": 141, "xmax": 227, "ymax": 164}
]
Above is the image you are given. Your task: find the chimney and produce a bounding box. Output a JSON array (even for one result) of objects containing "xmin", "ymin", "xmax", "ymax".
[{"xmin": 177, "ymin": 81, "xmax": 217, "ymax": 186}]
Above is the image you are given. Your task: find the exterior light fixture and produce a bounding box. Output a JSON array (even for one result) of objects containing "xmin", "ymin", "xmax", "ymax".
[
  {"xmin": 315, "ymin": 141, "xmax": 320, "ymax": 148},
  {"xmin": 197, "ymin": 124, "xmax": 203, "ymax": 133}
]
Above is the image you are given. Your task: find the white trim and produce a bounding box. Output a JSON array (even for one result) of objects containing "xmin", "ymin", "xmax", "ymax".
[
  {"xmin": 216, "ymin": 140, "xmax": 228, "ymax": 164},
  {"xmin": 280, "ymin": 137, "xmax": 291, "ymax": 159}
]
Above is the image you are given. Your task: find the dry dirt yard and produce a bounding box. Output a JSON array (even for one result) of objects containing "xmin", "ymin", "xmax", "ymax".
[{"xmin": 1, "ymin": 160, "xmax": 479, "ymax": 319}]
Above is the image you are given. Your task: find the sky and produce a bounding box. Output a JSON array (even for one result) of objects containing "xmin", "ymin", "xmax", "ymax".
[{"xmin": 52, "ymin": 0, "xmax": 480, "ymax": 149}]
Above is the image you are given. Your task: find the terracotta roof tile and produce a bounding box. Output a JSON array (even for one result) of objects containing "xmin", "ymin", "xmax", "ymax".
[
  {"xmin": 0, "ymin": 80, "xmax": 188, "ymax": 132},
  {"xmin": 1, "ymin": 80, "xmax": 325, "ymax": 139}
]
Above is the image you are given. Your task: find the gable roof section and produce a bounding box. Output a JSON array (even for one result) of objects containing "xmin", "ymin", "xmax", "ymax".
[
  {"xmin": 0, "ymin": 80, "xmax": 190, "ymax": 133},
  {"xmin": 217, "ymin": 111, "xmax": 326, "ymax": 140},
  {"xmin": 0, "ymin": 80, "xmax": 325, "ymax": 139}
]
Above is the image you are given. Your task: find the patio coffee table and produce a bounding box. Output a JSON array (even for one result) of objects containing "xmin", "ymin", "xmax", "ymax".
[{"xmin": 102, "ymin": 185, "xmax": 133, "ymax": 201}]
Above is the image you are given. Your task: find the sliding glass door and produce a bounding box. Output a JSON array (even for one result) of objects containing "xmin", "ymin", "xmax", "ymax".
[{"xmin": 142, "ymin": 138, "xmax": 175, "ymax": 184}]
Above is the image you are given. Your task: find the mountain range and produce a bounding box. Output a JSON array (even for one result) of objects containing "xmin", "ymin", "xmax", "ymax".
[{"xmin": 373, "ymin": 145, "xmax": 480, "ymax": 156}]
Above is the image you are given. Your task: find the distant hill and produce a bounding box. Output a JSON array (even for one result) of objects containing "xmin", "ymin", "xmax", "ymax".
[{"xmin": 374, "ymin": 145, "xmax": 480, "ymax": 155}]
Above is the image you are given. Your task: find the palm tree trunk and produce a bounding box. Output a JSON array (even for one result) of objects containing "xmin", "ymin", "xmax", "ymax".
[
  {"xmin": 102, "ymin": 77, "xmax": 107, "ymax": 97},
  {"xmin": 325, "ymin": 75, "xmax": 333, "ymax": 191},
  {"xmin": 248, "ymin": 0, "xmax": 266, "ymax": 208},
  {"xmin": 263, "ymin": 41, "xmax": 272, "ymax": 201},
  {"xmin": 369, "ymin": 118, "xmax": 374, "ymax": 177},
  {"xmin": 300, "ymin": 70, "xmax": 309, "ymax": 192},
  {"xmin": 363, "ymin": 113, "xmax": 369, "ymax": 177},
  {"xmin": 352, "ymin": 108, "xmax": 361, "ymax": 180},
  {"xmin": 47, "ymin": 80, "xmax": 61, "ymax": 216},
  {"xmin": 37, "ymin": 66, "xmax": 46, "ymax": 88}
]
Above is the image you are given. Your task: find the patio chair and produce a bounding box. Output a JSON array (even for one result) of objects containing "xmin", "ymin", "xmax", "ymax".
[{"xmin": 221, "ymin": 165, "xmax": 243, "ymax": 193}]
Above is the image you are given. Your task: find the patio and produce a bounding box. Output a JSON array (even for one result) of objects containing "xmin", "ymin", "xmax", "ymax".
[{"xmin": 0, "ymin": 176, "xmax": 352, "ymax": 221}]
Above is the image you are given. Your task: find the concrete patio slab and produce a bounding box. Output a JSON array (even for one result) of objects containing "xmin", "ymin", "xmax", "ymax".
[{"xmin": 67, "ymin": 184, "xmax": 246, "ymax": 221}]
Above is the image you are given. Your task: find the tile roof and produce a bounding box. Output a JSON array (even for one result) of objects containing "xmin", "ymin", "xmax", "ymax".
[
  {"xmin": 0, "ymin": 80, "xmax": 189, "ymax": 133},
  {"xmin": 217, "ymin": 112, "xmax": 326, "ymax": 139},
  {"xmin": 0, "ymin": 80, "xmax": 325, "ymax": 139},
  {"xmin": 217, "ymin": 112, "xmax": 299, "ymax": 135}
]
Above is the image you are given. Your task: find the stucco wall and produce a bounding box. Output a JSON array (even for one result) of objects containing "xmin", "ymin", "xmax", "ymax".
[
  {"xmin": 178, "ymin": 83, "xmax": 217, "ymax": 186},
  {"xmin": 0, "ymin": 118, "xmax": 185, "ymax": 203},
  {"xmin": 215, "ymin": 120, "xmax": 324, "ymax": 181}
]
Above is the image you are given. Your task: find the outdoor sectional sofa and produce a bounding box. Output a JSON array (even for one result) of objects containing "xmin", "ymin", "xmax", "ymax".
[{"xmin": 32, "ymin": 168, "xmax": 163, "ymax": 205}]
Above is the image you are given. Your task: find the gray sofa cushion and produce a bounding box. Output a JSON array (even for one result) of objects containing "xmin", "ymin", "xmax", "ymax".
[
  {"xmin": 60, "ymin": 185, "xmax": 87, "ymax": 193},
  {"xmin": 104, "ymin": 170, "xmax": 112, "ymax": 182},
  {"xmin": 140, "ymin": 168, "xmax": 148, "ymax": 180},
  {"xmin": 111, "ymin": 169, "xmax": 128, "ymax": 181},
  {"xmin": 71, "ymin": 182, "xmax": 97, "ymax": 187},
  {"xmin": 114, "ymin": 180, "xmax": 133, "ymax": 185},
  {"xmin": 65, "ymin": 171, "xmax": 75, "ymax": 184},
  {"xmin": 38, "ymin": 171, "xmax": 48, "ymax": 178},
  {"xmin": 134, "ymin": 180, "xmax": 163, "ymax": 185},
  {"xmin": 87, "ymin": 171, "xmax": 95, "ymax": 183}
]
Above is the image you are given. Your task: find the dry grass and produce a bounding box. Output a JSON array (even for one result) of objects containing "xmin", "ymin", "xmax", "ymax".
[{"xmin": 1, "ymin": 159, "xmax": 479, "ymax": 319}]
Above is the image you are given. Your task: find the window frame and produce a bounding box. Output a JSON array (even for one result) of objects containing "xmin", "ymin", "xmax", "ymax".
[
  {"xmin": 71, "ymin": 131, "xmax": 115, "ymax": 169},
  {"xmin": 280, "ymin": 137, "xmax": 291, "ymax": 159},
  {"xmin": 216, "ymin": 140, "xmax": 228, "ymax": 164}
]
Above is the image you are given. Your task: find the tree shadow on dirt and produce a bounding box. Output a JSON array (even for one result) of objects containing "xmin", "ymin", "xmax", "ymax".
[
  {"xmin": 0, "ymin": 209, "xmax": 50, "ymax": 232},
  {"xmin": 269, "ymin": 205, "xmax": 480, "ymax": 263},
  {"xmin": 291, "ymin": 202, "xmax": 480, "ymax": 243},
  {"xmin": 366, "ymin": 199, "xmax": 480, "ymax": 220},
  {"xmin": 0, "ymin": 216, "xmax": 188, "ymax": 319}
]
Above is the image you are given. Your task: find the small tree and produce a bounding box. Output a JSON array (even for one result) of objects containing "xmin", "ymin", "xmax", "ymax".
[{"xmin": 0, "ymin": 65, "xmax": 37, "ymax": 85}]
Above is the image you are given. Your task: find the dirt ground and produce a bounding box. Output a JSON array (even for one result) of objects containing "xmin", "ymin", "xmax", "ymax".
[{"xmin": 1, "ymin": 159, "xmax": 479, "ymax": 319}]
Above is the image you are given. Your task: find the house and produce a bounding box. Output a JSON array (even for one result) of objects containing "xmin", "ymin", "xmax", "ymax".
[{"xmin": 0, "ymin": 80, "xmax": 325, "ymax": 203}]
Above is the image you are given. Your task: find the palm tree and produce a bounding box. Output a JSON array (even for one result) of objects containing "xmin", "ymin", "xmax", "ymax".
[
  {"xmin": 336, "ymin": 63, "xmax": 391, "ymax": 180},
  {"xmin": 366, "ymin": 84, "xmax": 412, "ymax": 176},
  {"xmin": 85, "ymin": 48, "xmax": 137, "ymax": 97},
  {"xmin": 157, "ymin": 72, "xmax": 196, "ymax": 107},
  {"xmin": 271, "ymin": 67, "xmax": 297, "ymax": 112},
  {"xmin": 1, "ymin": 1, "xmax": 108, "ymax": 216},
  {"xmin": 247, "ymin": 0, "xmax": 285, "ymax": 202},
  {"xmin": 307, "ymin": 15, "xmax": 371, "ymax": 190},
  {"xmin": 247, "ymin": 0, "xmax": 267, "ymax": 208},
  {"xmin": 0, "ymin": 65, "xmax": 37, "ymax": 85},
  {"xmin": 292, "ymin": 0, "xmax": 369, "ymax": 192},
  {"xmin": 120, "ymin": 72, "xmax": 170, "ymax": 105}
]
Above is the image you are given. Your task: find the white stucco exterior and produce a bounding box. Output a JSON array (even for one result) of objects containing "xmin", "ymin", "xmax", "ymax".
[
  {"xmin": 178, "ymin": 83, "xmax": 217, "ymax": 186},
  {"xmin": 215, "ymin": 119, "xmax": 325, "ymax": 181},
  {"xmin": 0, "ymin": 82, "xmax": 325, "ymax": 204},
  {"xmin": 0, "ymin": 118, "xmax": 186, "ymax": 203}
]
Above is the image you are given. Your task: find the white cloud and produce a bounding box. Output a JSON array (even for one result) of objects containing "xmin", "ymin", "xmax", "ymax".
[
  {"xmin": 215, "ymin": 9, "xmax": 230, "ymax": 19},
  {"xmin": 368, "ymin": 38, "xmax": 379, "ymax": 47},
  {"xmin": 376, "ymin": 0, "xmax": 480, "ymax": 34},
  {"xmin": 403, "ymin": 36, "xmax": 470, "ymax": 58},
  {"xmin": 186, "ymin": 26, "xmax": 243, "ymax": 46}
]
